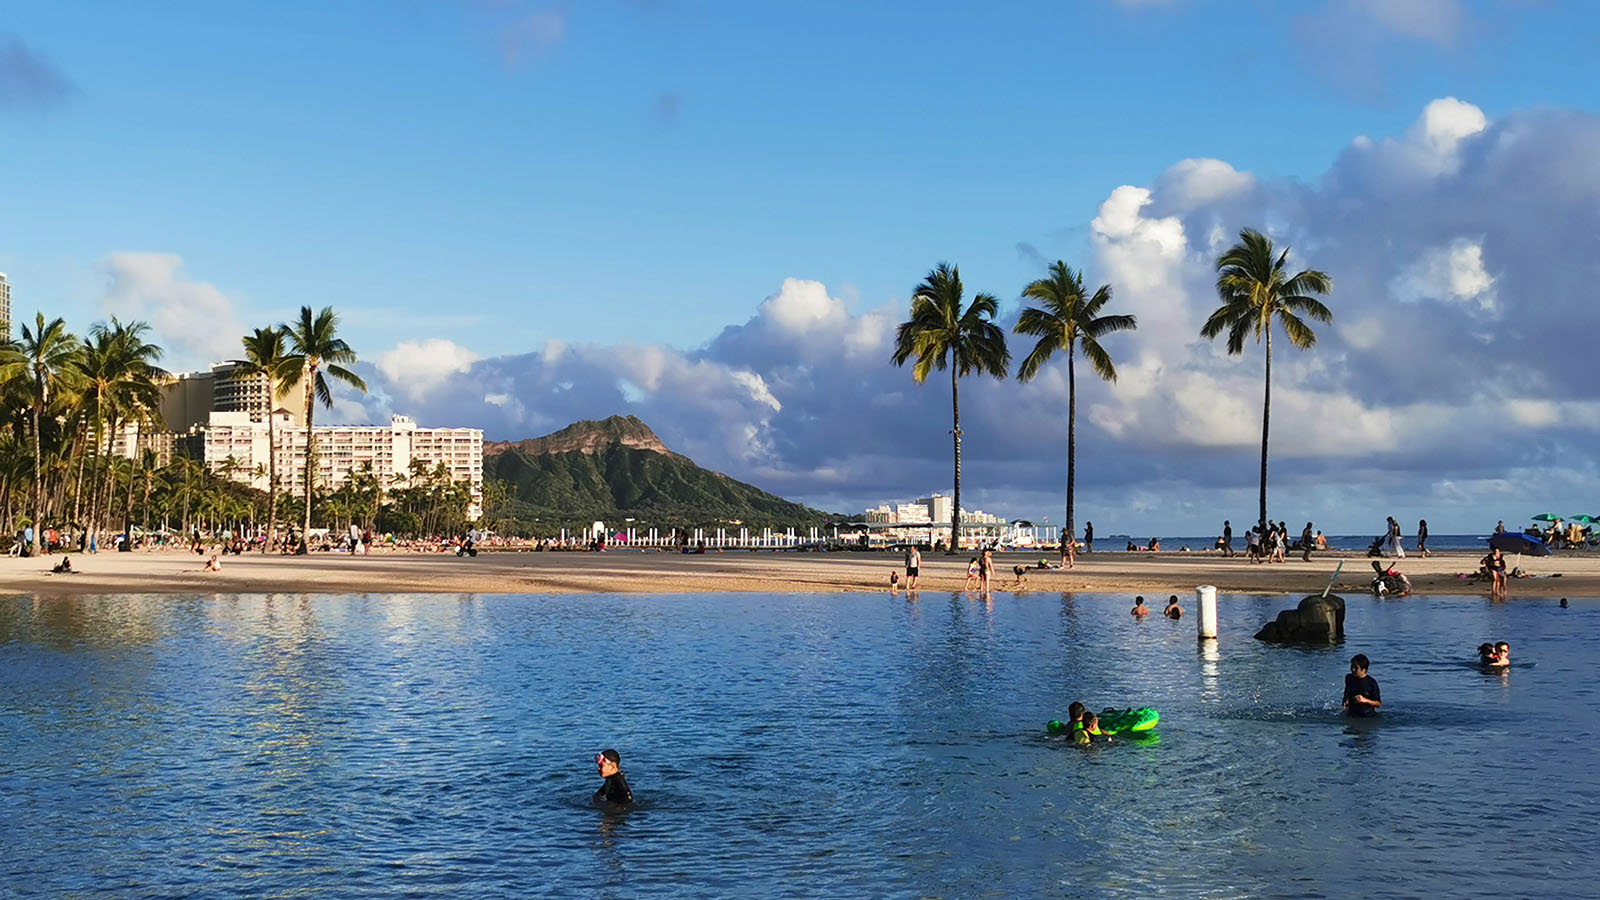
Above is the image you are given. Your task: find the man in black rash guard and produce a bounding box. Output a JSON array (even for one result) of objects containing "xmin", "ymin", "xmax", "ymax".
[
  {"xmin": 1342, "ymin": 654, "xmax": 1381, "ymax": 717},
  {"xmin": 593, "ymin": 749, "xmax": 634, "ymax": 806}
]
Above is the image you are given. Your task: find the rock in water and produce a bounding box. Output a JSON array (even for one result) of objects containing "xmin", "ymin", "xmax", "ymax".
[{"xmin": 1255, "ymin": 594, "xmax": 1346, "ymax": 643}]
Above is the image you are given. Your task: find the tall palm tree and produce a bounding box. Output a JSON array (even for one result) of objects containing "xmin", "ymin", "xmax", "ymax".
[
  {"xmin": 17, "ymin": 314, "xmax": 80, "ymax": 555},
  {"xmin": 237, "ymin": 326, "xmax": 296, "ymax": 552},
  {"xmin": 282, "ymin": 306, "xmax": 367, "ymax": 539},
  {"xmin": 891, "ymin": 263, "xmax": 1011, "ymax": 553},
  {"xmin": 73, "ymin": 319, "xmax": 165, "ymax": 549},
  {"xmin": 1200, "ymin": 229, "xmax": 1332, "ymax": 531},
  {"xmin": 1014, "ymin": 261, "xmax": 1137, "ymax": 544}
]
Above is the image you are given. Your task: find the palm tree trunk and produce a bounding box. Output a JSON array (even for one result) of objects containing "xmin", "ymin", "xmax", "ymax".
[
  {"xmin": 264, "ymin": 385, "xmax": 278, "ymax": 552},
  {"xmin": 302, "ymin": 371, "xmax": 316, "ymax": 539},
  {"xmin": 1259, "ymin": 328, "xmax": 1272, "ymax": 532},
  {"xmin": 71, "ymin": 422, "xmax": 88, "ymax": 526},
  {"xmin": 1065, "ymin": 348, "xmax": 1077, "ymax": 540},
  {"xmin": 32, "ymin": 375, "xmax": 45, "ymax": 556},
  {"xmin": 950, "ymin": 364, "xmax": 961, "ymax": 554},
  {"xmin": 123, "ymin": 424, "xmax": 140, "ymax": 542}
]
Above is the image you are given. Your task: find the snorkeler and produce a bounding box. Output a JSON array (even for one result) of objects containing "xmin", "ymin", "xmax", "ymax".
[{"xmin": 593, "ymin": 749, "xmax": 634, "ymax": 806}]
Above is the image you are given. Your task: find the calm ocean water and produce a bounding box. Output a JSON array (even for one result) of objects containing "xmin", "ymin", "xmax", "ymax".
[{"xmin": 2, "ymin": 591, "xmax": 1594, "ymax": 899}]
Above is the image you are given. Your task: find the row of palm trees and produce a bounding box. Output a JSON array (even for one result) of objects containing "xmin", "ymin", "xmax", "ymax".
[
  {"xmin": 893, "ymin": 228, "xmax": 1332, "ymax": 552},
  {"xmin": 1, "ymin": 305, "xmax": 367, "ymax": 556}
]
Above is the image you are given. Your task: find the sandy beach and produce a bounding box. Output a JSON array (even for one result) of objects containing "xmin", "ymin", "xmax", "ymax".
[{"xmin": 2, "ymin": 547, "xmax": 1593, "ymax": 599}]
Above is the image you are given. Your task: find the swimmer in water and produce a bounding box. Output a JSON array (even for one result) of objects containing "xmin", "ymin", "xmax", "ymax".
[
  {"xmin": 1066, "ymin": 701, "xmax": 1086, "ymax": 730},
  {"xmin": 593, "ymin": 748, "xmax": 634, "ymax": 806},
  {"xmin": 1163, "ymin": 595, "xmax": 1183, "ymax": 619},
  {"xmin": 1076, "ymin": 710, "xmax": 1106, "ymax": 745},
  {"xmin": 1342, "ymin": 654, "xmax": 1381, "ymax": 717},
  {"xmin": 1131, "ymin": 596, "xmax": 1150, "ymax": 618},
  {"xmin": 1488, "ymin": 641, "xmax": 1510, "ymax": 667},
  {"xmin": 1477, "ymin": 642, "xmax": 1497, "ymax": 665}
]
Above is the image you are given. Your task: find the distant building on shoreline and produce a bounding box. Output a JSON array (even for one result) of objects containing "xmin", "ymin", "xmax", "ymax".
[
  {"xmin": 157, "ymin": 361, "xmax": 306, "ymax": 432},
  {"xmin": 0, "ymin": 272, "xmax": 11, "ymax": 341},
  {"xmin": 119, "ymin": 364, "xmax": 486, "ymax": 520},
  {"xmin": 861, "ymin": 493, "xmax": 1008, "ymax": 547},
  {"xmin": 194, "ymin": 412, "xmax": 484, "ymax": 520}
]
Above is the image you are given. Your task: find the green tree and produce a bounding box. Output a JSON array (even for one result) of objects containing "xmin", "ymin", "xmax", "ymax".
[
  {"xmin": 17, "ymin": 314, "xmax": 80, "ymax": 555},
  {"xmin": 1200, "ymin": 228, "xmax": 1333, "ymax": 531},
  {"xmin": 1014, "ymin": 261, "xmax": 1136, "ymax": 544},
  {"xmin": 237, "ymin": 325, "xmax": 297, "ymax": 551},
  {"xmin": 891, "ymin": 263, "xmax": 1011, "ymax": 553},
  {"xmin": 282, "ymin": 306, "xmax": 367, "ymax": 538}
]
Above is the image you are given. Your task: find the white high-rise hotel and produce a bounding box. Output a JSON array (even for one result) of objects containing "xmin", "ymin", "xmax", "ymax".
[
  {"xmin": 0, "ymin": 272, "xmax": 12, "ymax": 340},
  {"xmin": 199, "ymin": 411, "xmax": 484, "ymax": 520},
  {"xmin": 154, "ymin": 362, "xmax": 484, "ymax": 520}
]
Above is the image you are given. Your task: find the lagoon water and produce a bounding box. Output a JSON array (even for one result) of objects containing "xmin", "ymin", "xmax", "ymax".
[{"xmin": 2, "ymin": 591, "xmax": 1595, "ymax": 899}]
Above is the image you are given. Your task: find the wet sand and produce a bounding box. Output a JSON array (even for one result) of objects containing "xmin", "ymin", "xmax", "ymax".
[{"xmin": 2, "ymin": 547, "xmax": 1592, "ymax": 598}]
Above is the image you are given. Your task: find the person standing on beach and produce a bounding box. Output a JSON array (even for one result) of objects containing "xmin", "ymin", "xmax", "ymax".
[
  {"xmin": 979, "ymin": 546, "xmax": 994, "ymax": 592},
  {"xmin": 1245, "ymin": 526, "xmax": 1261, "ymax": 563},
  {"xmin": 1483, "ymin": 546, "xmax": 1508, "ymax": 601},
  {"xmin": 1221, "ymin": 520, "xmax": 1234, "ymax": 557},
  {"xmin": 1417, "ymin": 519, "xmax": 1430, "ymax": 558},
  {"xmin": 1083, "ymin": 522, "xmax": 1094, "ymax": 553},
  {"xmin": 1301, "ymin": 522, "xmax": 1315, "ymax": 562},
  {"xmin": 904, "ymin": 544, "xmax": 921, "ymax": 590},
  {"xmin": 1386, "ymin": 517, "xmax": 1405, "ymax": 558}
]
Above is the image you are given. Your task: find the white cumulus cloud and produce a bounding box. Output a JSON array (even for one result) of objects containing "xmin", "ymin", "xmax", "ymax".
[{"xmin": 377, "ymin": 338, "xmax": 483, "ymax": 402}]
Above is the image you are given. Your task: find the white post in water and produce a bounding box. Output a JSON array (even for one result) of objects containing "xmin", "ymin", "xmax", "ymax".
[{"xmin": 1196, "ymin": 585, "xmax": 1218, "ymax": 640}]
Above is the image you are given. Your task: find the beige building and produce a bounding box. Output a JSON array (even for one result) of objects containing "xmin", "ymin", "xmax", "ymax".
[
  {"xmin": 158, "ymin": 362, "xmax": 305, "ymax": 433},
  {"xmin": 0, "ymin": 272, "xmax": 11, "ymax": 340},
  {"xmin": 198, "ymin": 412, "xmax": 483, "ymax": 520}
]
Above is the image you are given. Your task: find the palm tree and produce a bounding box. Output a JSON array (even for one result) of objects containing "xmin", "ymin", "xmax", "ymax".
[
  {"xmin": 1014, "ymin": 261, "xmax": 1137, "ymax": 544},
  {"xmin": 74, "ymin": 319, "xmax": 165, "ymax": 548},
  {"xmin": 236, "ymin": 326, "xmax": 296, "ymax": 552},
  {"xmin": 282, "ymin": 306, "xmax": 368, "ymax": 539},
  {"xmin": 1200, "ymin": 228, "xmax": 1332, "ymax": 531},
  {"xmin": 17, "ymin": 314, "xmax": 80, "ymax": 555},
  {"xmin": 891, "ymin": 263, "xmax": 1011, "ymax": 553}
]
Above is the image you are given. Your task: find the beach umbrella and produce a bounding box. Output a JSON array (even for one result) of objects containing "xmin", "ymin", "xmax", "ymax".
[
  {"xmin": 1530, "ymin": 513, "xmax": 1563, "ymax": 522},
  {"xmin": 1489, "ymin": 533, "xmax": 1552, "ymax": 556},
  {"xmin": 1569, "ymin": 514, "xmax": 1599, "ymax": 524}
]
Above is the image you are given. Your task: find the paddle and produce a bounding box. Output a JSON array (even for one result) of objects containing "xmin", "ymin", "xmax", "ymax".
[{"xmin": 1322, "ymin": 560, "xmax": 1344, "ymax": 598}]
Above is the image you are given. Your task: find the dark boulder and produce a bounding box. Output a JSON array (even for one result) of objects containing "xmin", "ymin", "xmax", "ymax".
[{"xmin": 1255, "ymin": 594, "xmax": 1346, "ymax": 643}]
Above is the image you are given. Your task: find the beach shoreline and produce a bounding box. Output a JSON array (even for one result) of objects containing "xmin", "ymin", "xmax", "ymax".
[{"xmin": 2, "ymin": 547, "xmax": 1592, "ymax": 599}]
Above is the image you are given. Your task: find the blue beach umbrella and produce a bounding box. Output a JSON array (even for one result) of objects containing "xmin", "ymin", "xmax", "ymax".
[{"xmin": 1488, "ymin": 533, "xmax": 1552, "ymax": 556}]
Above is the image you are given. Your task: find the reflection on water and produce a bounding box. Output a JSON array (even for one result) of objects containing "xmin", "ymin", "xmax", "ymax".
[{"xmin": 1, "ymin": 591, "xmax": 1596, "ymax": 898}]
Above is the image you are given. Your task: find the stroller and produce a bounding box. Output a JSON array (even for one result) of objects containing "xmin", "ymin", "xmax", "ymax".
[{"xmin": 1366, "ymin": 535, "xmax": 1386, "ymax": 557}]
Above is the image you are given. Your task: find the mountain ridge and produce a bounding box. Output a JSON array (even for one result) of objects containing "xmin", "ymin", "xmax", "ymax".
[{"xmin": 483, "ymin": 414, "xmax": 832, "ymax": 529}]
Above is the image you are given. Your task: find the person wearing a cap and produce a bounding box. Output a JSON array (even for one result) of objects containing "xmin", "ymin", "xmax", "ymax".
[{"xmin": 593, "ymin": 749, "xmax": 634, "ymax": 806}]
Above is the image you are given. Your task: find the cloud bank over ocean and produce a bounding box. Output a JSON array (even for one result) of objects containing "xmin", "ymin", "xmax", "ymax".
[{"xmin": 278, "ymin": 99, "xmax": 1600, "ymax": 530}]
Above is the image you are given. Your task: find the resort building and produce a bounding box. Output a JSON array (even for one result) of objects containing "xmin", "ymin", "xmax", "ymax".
[
  {"xmin": 157, "ymin": 362, "xmax": 305, "ymax": 433},
  {"xmin": 0, "ymin": 272, "xmax": 11, "ymax": 340},
  {"xmin": 859, "ymin": 493, "xmax": 1007, "ymax": 547},
  {"xmin": 194, "ymin": 412, "xmax": 484, "ymax": 520}
]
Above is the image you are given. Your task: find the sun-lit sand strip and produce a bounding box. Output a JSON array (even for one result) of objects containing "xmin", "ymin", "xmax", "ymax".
[{"xmin": 3, "ymin": 548, "xmax": 1596, "ymax": 599}]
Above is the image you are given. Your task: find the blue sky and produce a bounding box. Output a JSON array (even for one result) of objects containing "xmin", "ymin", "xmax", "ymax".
[{"xmin": 5, "ymin": 1, "xmax": 1600, "ymax": 534}]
